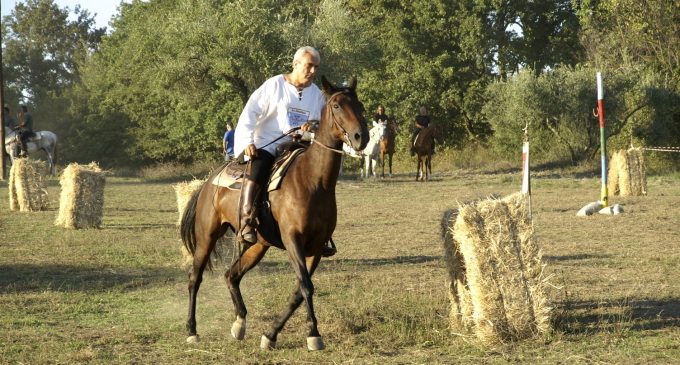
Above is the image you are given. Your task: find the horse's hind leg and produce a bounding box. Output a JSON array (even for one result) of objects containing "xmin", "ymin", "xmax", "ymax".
[
  {"xmin": 42, "ymin": 147, "xmax": 54, "ymax": 175},
  {"xmin": 388, "ymin": 153, "xmax": 393, "ymax": 177},
  {"xmin": 262, "ymin": 253, "xmax": 322, "ymax": 350},
  {"xmin": 226, "ymin": 242, "xmax": 269, "ymax": 341},
  {"xmin": 186, "ymin": 232, "xmax": 217, "ymax": 343}
]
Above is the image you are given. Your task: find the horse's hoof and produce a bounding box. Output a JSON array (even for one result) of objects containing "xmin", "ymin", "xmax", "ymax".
[
  {"xmin": 231, "ymin": 317, "xmax": 246, "ymax": 340},
  {"xmin": 307, "ymin": 336, "xmax": 325, "ymax": 351},
  {"xmin": 186, "ymin": 335, "xmax": 200, "ymax": 344},
  {"xmin": 260, "ymin": 335, "xmax": 276, "ymax": 350}
]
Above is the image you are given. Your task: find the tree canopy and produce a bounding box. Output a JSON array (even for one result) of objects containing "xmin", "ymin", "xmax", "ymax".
[{"xmin": 2, "ymin": 0, "xmax": 678, "ymax": 168}]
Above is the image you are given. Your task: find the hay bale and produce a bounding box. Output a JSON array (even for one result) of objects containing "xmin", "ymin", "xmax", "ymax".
[
  {"xmin": 607, "ymin": 150, "xmax": 624, "ymax": 196},
  {"xmin": 173, "ymin": 179, "xmax": 205, "ymax": 226},
  {"xmin": 8, "ymin": 162, "xmax": 18, "ymax": 211},
  {"xmin": 608, "ymin": 148, "xmax": 647, "ymax": 197},
  {"xmin": 442, "ymin": 193, "xmax": 551, "ymax": 345},
  {"xmin": 173, "ymin": 179, "xmax": 205, "ymax": 270},
  {"xmin": 441, "ymin": 209, "xmax": 474, "ymax": 332},
  {"xmin": 10, "ymin": 158, "xmax": 49, "ymax": 212},
  {"xmin": 626, "ymin": 147, "xmax": 646, "ymax": 196},
  {"xmin": 55, "ymin": 162, "xmax": 106, "ymax": 229}
]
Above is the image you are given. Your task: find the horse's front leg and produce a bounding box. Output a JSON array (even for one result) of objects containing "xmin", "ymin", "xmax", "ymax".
[
  {"xmin": 226, "ymin": 242, "xmax": 269, "ymax": 341},
  {"xmin": 380, "ymin": 151, "xmax": 386, "ymax": 178},
  {"xmin": 416, "ymin": 157, "xmax": 421, "ymax": 181},
  {"xmin": 262, "ymin": 250, "xmax": 322, "ymax": 351}
]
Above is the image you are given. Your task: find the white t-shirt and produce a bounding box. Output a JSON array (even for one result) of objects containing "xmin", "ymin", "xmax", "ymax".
[{"xmin": 234, "ymin": 75, "xmax": 326, "ymax": 157}]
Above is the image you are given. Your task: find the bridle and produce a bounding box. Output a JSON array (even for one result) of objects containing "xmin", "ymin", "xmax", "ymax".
[{"xmin": 312, "ymin": 90, "xmax": 358, "ymax": 154}]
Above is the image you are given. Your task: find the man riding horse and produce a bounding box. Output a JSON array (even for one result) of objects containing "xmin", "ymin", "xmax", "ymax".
[
  {"xmin": 234, "ymin": 46, "xmax": 336, "ymax": 257},
  {"xmin": 410, "ymin": 105, "xmax": 437, "ymax": 156},
  {"xmin": 15, "ymin": 105, "xmax": 36, "ymax": 157}
]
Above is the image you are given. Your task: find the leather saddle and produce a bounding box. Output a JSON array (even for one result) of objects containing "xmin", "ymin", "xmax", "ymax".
[{"xmin": 212, "ymin": 143, "xmax": 306, "ymax": 192}]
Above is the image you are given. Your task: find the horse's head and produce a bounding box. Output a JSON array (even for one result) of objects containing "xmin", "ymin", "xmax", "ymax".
[{"xmin": 321, "ymin": 76, "xmax": 369, "ymax": 151}]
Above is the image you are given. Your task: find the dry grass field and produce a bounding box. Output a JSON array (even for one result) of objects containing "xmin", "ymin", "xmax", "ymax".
[{"xmin": 1, "ymin": 164, "xmax": 680, "ymax": 364}]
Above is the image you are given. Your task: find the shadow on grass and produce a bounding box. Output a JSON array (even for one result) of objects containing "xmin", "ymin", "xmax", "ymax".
[
  {"xmin": 222, "ymin": 255, "xmax": 443, "ymax": 275},
  {"xmin": 543, "ymin": 253, "xmax": 612, "ymax": 262},
  {"xmin": 102, "ymin": 223, "xmax": 177, "ymax": 230},
  {"xmin": 0, "ymin": 264, "xmax": 179, "ymax": 294},
  {"xmin": 322, "ymin": 255, "xmax": 441, "ymax": 269},
  {"xmin": 554, "ymin": 298, "xmax": 680, "ymax": 334}
]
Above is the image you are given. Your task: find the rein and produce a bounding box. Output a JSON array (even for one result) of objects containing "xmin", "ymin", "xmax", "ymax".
[{"xmin": 312, "ymin": 139, "xmax": 344, "ymax": 154}]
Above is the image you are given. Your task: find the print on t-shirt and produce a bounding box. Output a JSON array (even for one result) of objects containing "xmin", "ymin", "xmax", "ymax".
[{"xmin": 287, "ymin": 107, "xmax": 310, "ymax": 128}]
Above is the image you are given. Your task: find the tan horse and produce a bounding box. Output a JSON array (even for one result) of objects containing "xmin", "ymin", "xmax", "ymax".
[
  {"xmin": 413, "ymin": 125, "xmax": 435, "ymax": 181},
  {"xmin": 180, "ymin": 77, "xmax": 369, "ymax": 351},
  {"xmin": 378, "ymin": 120, "xmax": 398, "ymax": 177}
]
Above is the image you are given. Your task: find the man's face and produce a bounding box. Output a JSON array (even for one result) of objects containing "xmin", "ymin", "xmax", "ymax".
[{"xmin": 293, "ymin": 53, "xmax": 319, "ymax": 85}]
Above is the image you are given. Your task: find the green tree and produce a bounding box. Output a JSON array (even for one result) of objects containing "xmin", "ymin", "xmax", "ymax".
[
  {"xmin": 484, "ymin": 66, "xmax": 680, "ymax": 165},
  {"xmin": 578, "ymin": 0, "xmax": 680, "ymax": 89},
  {"xmin": 2, "ymin": 0, "xmax": 104, "ymax": 153},
  {"xmin": 73, "ymin": 0, "xmax": 377, "ymax": 163},
  {"xmin": 2, "ymin": 0, "xmax": 104, "ymax": 104}
]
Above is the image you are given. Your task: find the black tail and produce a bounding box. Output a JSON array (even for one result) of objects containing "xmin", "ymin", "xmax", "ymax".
[{"xmin": 180, "ymin": 185, "xmax": 203, "ymax": 256}]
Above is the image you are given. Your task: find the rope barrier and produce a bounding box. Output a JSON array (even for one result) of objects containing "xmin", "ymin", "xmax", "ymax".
[{"xmin": 641, "ymin": 147, "xmax": 680, "ymax": 153}]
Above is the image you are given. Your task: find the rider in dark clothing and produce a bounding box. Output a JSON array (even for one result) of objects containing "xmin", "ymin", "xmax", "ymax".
[
  {"xmin": 410, "ymin": 106, "xmax": 430, "ymax": 156},
  {"xmin": 373, "ymin": 104, "xmax": 389, "ymax": 126},
  {"xmin": 17, "ymin": 105, "xmax": 35, "ymax": 157}
]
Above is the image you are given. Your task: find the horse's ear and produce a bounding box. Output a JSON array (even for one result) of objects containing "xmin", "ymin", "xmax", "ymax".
[
  {"xmin": 348, "ymin": 76, "xmax": 357, "ymax": 90},
  {"xmin": 321, "ymin": 76, "xmax": 334, "ymax": 95}
]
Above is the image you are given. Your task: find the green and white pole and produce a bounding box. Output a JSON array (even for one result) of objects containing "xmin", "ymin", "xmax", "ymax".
[{"xmin": 596, "ymin": 72, "xmax": 608, "ymax": 207}]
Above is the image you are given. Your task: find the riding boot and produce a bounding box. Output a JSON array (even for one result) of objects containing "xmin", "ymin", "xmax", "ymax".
[
  {"xmin": 238, "ymin": 179, "xmax": 261, "ymax": 244},
  {"xmin": 19, "ymin": 141, "xmax": 28, "ymax": 157}
]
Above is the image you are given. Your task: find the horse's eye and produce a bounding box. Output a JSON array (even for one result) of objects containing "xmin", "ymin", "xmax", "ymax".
[{"xmin": 333, "ymin": 103, "xmax": 340, "ymax": 109}]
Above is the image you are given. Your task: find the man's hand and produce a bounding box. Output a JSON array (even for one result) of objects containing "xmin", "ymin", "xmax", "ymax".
[{"xmin": 244, "ymin": 144, "xmax": 257, "ymax": 157}]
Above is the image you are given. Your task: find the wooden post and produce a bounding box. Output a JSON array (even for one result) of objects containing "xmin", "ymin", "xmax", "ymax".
[{"xmin": 0, "ymin": 18, "xmax": 6, "ymax": 180}]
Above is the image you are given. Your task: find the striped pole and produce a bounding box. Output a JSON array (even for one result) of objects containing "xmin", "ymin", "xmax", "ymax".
[
  {"xmin": 521, "ymin": 125, "xmax": 530, "ymax": 196},
  {"xmin": 597, "ymin": 72, "xmax": 608, "ymax": 207},
  {"xmin": 521, "ymin": 123, "xmax": 532, "ymax": 218}
]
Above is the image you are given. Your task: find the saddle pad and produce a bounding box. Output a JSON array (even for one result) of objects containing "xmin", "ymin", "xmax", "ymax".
[
  {"xmin": 211, "ymin": 148, "xmax": 306, "ymax": 192},
  {"xmin": 267, "ymin": 148, "xmax": 305, "ymax": 192}
]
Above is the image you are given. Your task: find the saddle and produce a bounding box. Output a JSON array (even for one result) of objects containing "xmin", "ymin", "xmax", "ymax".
[
  {"xmin": 211, "ymin": 144, "xmax": 306, "ymax": 192},
  {"xmin": 7, "ymin": 131, "xmax": 40, "ymax": 143}
]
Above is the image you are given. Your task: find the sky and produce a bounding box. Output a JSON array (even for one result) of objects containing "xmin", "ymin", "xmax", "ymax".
[{"xmin": 1, "ymin": 0, "xmax": 128, "ymax": 29}]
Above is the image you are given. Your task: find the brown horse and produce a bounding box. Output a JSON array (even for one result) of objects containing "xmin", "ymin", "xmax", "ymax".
[
  {"xmin": 378, "ymin": 120, "xmax": 398, "ymax": 178},
  {"xmin": 180, "ymin": 76, "xmax": 369, "ymax": 351},
  {"xmin": 413, "ymin": 125, "xmax": 435, "ymax": 181}
]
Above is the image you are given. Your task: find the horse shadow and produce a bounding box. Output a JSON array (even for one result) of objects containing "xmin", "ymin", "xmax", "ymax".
[{"xmin": 0, "ymin": 263, "xmax": 179, "ymax": 294}]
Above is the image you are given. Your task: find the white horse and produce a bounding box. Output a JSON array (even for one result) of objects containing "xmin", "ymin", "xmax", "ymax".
[
  {"xmin": 343, "ymin": 122, "xmax": 386, "ymax": 178},
  {"xmin": 4, "ymin": 128, "xmax": 58, "ymax": 175}
]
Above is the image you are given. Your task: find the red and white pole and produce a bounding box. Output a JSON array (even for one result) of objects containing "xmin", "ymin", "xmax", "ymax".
[{"xmin": 521, "ymin": 123, "xmax": 532, "ymax": 218}]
